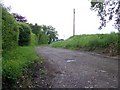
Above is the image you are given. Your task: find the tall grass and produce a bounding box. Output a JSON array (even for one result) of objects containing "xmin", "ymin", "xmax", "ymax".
[
  {"xmin": 50, "ymin": 32, "xmax": 119, "ymax": 50},
  {"xmin": 2, "ymin": 46, "xmax": 39, "ymax": 87}
]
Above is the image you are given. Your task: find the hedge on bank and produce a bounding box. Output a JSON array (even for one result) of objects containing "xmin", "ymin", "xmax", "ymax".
[
  {"xmin": 2, "ymin": 7, "xmax": 19, "ymax": 54},
  {"xmin": 18, "ymin": 22, "xmax": 31, "ymax": 46}
]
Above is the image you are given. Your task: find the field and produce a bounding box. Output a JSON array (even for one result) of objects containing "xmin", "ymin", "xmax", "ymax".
[{"xmin": 50, "ymin": 32, "xmax": 120, "ymax": 56}]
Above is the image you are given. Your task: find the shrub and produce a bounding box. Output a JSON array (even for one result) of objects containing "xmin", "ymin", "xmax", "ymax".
[
  {"xmin": 38, "ymin": 33, "xmax": 48, "ymax": 44},
  {"xmin": 18, "ymin": 22, "xmax": 31, "ymax": 46},
  {"xmin": 31, "ymin": 32, "xmax": 38, "ymax": 46}
]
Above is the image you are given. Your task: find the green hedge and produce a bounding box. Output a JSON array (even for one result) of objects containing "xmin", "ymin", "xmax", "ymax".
[
  {"xmin": 38, "ymin": 33, "xmax": 48, "ymax": 44},
  {"xmin": 2, "ymin": 7, "xmax": 19, "ymax": 54},
  {"xmin": 18, "ymin": 22, "xmax": 31, "ymax": 46},
  {"xmin": 31, "ymin": 32, "xmax": 38, "ymax": 46}
]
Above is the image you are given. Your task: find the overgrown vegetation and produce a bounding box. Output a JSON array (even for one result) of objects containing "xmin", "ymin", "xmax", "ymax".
[
  {"xmin": 18, "ymin": 22, "xmax": 31, "ymax": 46},
  {"xmin": 50, "ymin": 32, "xmax": 119, "ymax": 56},
  {"xmin": 1, "ymin": 4, "xmax": 58, "ymax": 89},
  {"xmin": 2, "ymin": 46, "xmax": 39, "ymax": 88},
  {"xmin": 30, "ymin": 24, "xmax": 58, "ymax": 44},
  {"xmin": 2, "ymin": 7, "xmax": 19, "ymax": 54},
  {"xmin": 30, "ymin": 33, "xmax": 38, "ymax": 46}
]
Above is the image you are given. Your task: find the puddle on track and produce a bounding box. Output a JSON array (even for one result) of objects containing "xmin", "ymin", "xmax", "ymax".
[{"xmin": 66, "ymin": 59, "xmax": 76, "ymax": 63}]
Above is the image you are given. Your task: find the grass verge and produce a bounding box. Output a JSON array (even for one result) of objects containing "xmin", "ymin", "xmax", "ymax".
[
  {"xmin": 50, "ymin": 32, "xmax": 119, "ymax": 56},
  {"xmin": 2, "ymin": 46, "xmax": 39, "ymax": 88}
]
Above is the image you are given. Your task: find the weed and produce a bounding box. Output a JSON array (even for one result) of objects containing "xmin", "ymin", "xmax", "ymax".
[{"xmin": 2, "ymin": 46, "xmax": 39, "ymax": 88}]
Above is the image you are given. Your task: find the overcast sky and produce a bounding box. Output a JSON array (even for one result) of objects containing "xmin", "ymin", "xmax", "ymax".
[{"xmin": 2, "ymin": 0, "xmax": 118, "ymax": 39}]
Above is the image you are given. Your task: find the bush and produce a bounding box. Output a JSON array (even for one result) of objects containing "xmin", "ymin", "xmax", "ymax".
[
  {"xmin": 38, "ymin": 33, "xmax": 48, "ymax": 44},
  {"xmin": 31, "ymin": 32, "xmax": 38, "ymax": 46},
  {"xmin": 2, "ymin": 7, "xmax": 19, "ymax": 54},
  {"xmin": 18, "ymin": 22, "xmax": 31, "ymax": 46}
]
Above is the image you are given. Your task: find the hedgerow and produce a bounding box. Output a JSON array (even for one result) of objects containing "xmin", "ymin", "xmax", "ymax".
[
  {"xmin": 18, "ymin": 22, "xmax": 31, "ymax": 46},
  {"xmin": 2, "ymin": 5, "xmax": 39, "ymax": 88},
  {"xmin": 2, "ymin": 7, "xmax": 19, "ymax": 54}
]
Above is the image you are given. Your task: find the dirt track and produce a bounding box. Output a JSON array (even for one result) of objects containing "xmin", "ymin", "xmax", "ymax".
[{"xmin": 35, "ymin": 46, "xmax": 119, "ymax": 88}]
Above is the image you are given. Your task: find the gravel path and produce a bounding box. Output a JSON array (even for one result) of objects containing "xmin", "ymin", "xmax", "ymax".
[{"xmin": 35, "ymin": 46, "xmax": 119, "ymax": 88}]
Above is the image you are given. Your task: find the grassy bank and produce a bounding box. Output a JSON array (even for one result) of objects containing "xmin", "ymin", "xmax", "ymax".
[
  {"xmin": 50, "ymin": 32, "xmax": 119, "ymax": 56},
  {"xmin": 2, "ymin": 46, "xmax": 39, "ymax": 88}
]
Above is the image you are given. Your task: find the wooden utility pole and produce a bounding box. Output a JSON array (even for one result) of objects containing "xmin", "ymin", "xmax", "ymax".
[{"xmin": 73, "ymin": 8, "xmax": 75, "ymax": 36}]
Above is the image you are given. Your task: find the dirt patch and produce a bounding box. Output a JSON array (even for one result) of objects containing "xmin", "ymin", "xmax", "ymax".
[
  {"xmin": 75, "ymin": 43, "xmax": 119, "ymax": 59},
  {"xmin": 104, "ymin": 43, "xmax": 118, "ymax": 56}
]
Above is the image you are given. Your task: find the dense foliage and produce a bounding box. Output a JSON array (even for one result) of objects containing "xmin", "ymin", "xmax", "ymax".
[
  {"xmin": 30, "ymin": 33, "xmax": 38, "ymax": 46},
  {"xmin": 2, "ymin": 46, "xmax": 39, "ymax": 88},
  {"xmin": 38, "ymin": 32, "xmax": 48, "ymax": 44},
  {"xmin": 45, "ymin": 25, "xmax": 58, "ymax": 44},
  {"xmin": 2, "ymin": 4, "xmax": 58, "ymax": 49},
  {"xmin": 2, "ymin": 6, "xmax": 19, "ymax": 54},
  {"xmin": 1, "ymin": 4, "xmax": 58, "ymax": 88},
  {"xmin": 30, "ymin": 24, "xmax": 58, "ymax": 44},
  {"xmin": 18, "ymin": 22, "xmax": 31, "ymax": 46}
]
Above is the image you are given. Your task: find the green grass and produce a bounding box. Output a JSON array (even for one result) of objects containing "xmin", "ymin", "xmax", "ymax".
[
  {"xmin": 2, "ymin": 46, "xmax": 39, "ymax": 84},
  {"xmin": 50, "ymin": 32, "xmax": 119, "ymax": 50}
]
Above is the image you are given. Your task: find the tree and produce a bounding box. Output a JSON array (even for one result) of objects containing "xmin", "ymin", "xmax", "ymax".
[
  {"xmin": 90, "ymin": 0, "xmax": 120, "ymax": 32},
  {"xmin": 31, "ymin": 23, "xmax": 41, "ymax": 37},
  {"xmin": 29, "ymin": 23, "xmax": 58, "ymax": 44},
  {"xmin": 12, "ymin": 13, "xmax": 27, "ymax": 22},
  {"xmin": 42, "ymin": 25, "xmax": 58, "ymax": 44}
]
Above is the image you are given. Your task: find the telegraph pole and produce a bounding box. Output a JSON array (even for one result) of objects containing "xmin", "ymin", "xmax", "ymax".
[{"xmin": 73, "ymin": 8, "xmax": 75, "ymax": 36}]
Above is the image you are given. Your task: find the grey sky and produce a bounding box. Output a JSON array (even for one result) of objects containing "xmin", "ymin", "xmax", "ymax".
[{"xmin": 2, "ymin": 0, "xmax": 118, "ymax": 39}]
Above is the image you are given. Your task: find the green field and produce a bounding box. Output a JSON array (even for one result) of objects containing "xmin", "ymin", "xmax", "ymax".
[{"xmin": 50, "ymin": 32, "xmax": 119, "ymax": 56}]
